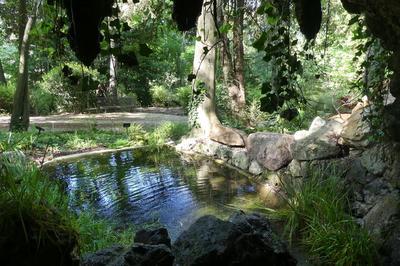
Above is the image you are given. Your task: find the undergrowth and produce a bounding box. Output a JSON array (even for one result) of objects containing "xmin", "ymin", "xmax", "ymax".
[
  {"xmin": 0, "ymin": 121, "xmax": 189, "ymax": 154},
  {"xmin": 276, "ymin": 168, "xmax": 377, "ymax": 266}
]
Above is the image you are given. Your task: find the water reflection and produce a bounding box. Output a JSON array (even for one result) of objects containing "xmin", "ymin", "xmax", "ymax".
[{"xmin": 46, "ymin": 148, "xmax": 257, "ymax": 240}]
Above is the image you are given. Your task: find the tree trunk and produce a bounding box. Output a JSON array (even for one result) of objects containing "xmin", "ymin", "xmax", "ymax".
[
  {"xmin": 109, "ymin": 38, "xmax": 118, "ymax": 105},
  {"xmin": 0, "ymin": 59, "xmax": 6, "ymax": 85},
  {"xmin": 10, "ymin": 14, "xmax": 35, "ymax": 131},
  {"xmin": 192, "ymin": 0, "xmax": 245, "ymax": 147},
  {"xmin": 18, "ymin": 0, "xmax": 27, "ymax": 50},
  {"xmin": 232, "ymin": 0, "xmax": 246, "ymax": 108},
  {"xmin": 221, "ymin": 0, "xmax": 246, "ymax": 113}
]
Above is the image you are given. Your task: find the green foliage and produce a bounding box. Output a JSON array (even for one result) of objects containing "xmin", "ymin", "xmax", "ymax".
[
  {"xmin": 351, "ymin": 17, "xmax": 392, "ymax": 140},
  {"xmin": 30, "ymin": 87, "xmax": 57, "ymax": 115},
  {"xmin": 73, "ymin": 212, "xmax": 135, "ymax": 255},
  {"xmin": 127, "ymin": 123, "xmax": 148, "ymax": 146},
  {"xmin": 36, "ymin": 62, "xmax": 106, "ymax": 113},
  {"xmin": 175, "ymin": 85, "xmax": 192, "ymax": 110},
  {"xmin": 150, "ymin": 85, "xmax": 177, "ymax": 107},
  {"xmin": 0, "ymin": 82, "xmax": 15, "ymax": 114},
  {"xmin": 276, "ymin": 168, "xmax": 377, "ymax": 265},
  {"xmin": 148, "ymin": 122, "xmax": 189, "ymax": 146}
]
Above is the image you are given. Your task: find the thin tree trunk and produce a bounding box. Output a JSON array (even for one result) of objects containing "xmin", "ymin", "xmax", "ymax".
[
  {"xmin": 220, "ymin": 0, "xmax": 246, "ymax": 113},
  {"xmin": 18, "ymin": 0, "xmax": 27, "ymax": 50},
  {"xmin": 232, "ymin": 0, "xmax": 246, "ymax": 108},
  {"xmin": 10, "ymin": 13, "xmax": 36, "ymax": 131},
  {"xmin": 0, "ymin": 59, "xmax": 6, "ymax": 85},
  {"xmin": 109, "ymin": 39, "xmax": 118, "ymax": 105},
  {"xmin": 192, "ymin": 0, "xmax": 245, "ymax": 147}
]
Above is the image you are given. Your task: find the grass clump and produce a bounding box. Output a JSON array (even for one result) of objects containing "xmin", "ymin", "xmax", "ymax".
[
  {"xmin": 148, "ymin": 122, "xmax": 189, "ymax": 146},
  {"xmin": 73, "ymin": 212, "xmax": 135, "ymax": 254},
  {"xmin": 277, "ymin": 169, "xmax": 377, "ymax": 265}
]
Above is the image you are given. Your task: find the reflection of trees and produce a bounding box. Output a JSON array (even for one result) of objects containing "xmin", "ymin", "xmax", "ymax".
[{"xmin": 47, "ymin": 148, "xmax": 256, "ymax": 226}]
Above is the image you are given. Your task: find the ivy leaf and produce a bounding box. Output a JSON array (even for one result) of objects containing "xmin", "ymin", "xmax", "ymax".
[
  {"xmin": 219, "ymin": 23, "xmax": 232, "ymax": 34},
  {"xmin": 187, "ymin": 74, "xmax": 196, "ymax": 82},
  {"xmin": 348, "ymin": 15, "xmax": 359, "ymax": 26},
  {"xmin": 139, "ymin": 43, "xmax": 153, "ymax": 57},
  {"xmin": 252, "ymin": 32, "xmax": 268, "ymax": 51}
]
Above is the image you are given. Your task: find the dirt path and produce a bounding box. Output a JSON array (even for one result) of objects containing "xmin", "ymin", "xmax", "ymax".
[{"xmin": 0, "ymin": 112, "xmax": 187, "ymax": 131}]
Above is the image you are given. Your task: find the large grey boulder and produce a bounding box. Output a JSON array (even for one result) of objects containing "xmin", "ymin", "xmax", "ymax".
[
  {"xmin": 341, "ymin": 107, "xmax": 371, "ymax": 148},
  {"xmin": 360, "ymin": 143, "xmax": 400, "ymax": 187},
  {"xmin": 173, "ymin": 214, "xmax": 296, "ymax": 266},
  {"xmin": 291, "ymin": 118, "xmax": 343, "ymax": 161},
  {"xmin": 231, "ymin": 148, "xmax": 250, "ymax": 170},
  {"xmin": 363, "ymin": 192, "xmax": 400, "ymax": 246},
  {"xmin": 247, "ymin": 132, "xmax": 294, "ymax": 171}
]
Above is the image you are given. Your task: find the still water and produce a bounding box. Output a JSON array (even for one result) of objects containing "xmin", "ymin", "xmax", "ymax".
[{"xmin": 46, "ymin": 148, "xmax": 259, "ymax": 240}]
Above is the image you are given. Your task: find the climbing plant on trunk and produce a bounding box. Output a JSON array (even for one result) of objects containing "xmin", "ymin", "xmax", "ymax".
[{"xmin": 191, "ymin": 0, "xmax": 245, "ymax": 147}]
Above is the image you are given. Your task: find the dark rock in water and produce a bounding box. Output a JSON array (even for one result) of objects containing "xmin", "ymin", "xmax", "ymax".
[
  {"xmin": 82, "ymin": 232, "xmax": 174, "ymax": 266},
  {"xmin": 173, "ymin": 214, "xmax": 296, "ymax": 266},
  {"xmin": 228, "ymin": 212, "xmax": 288, "ymax": 255},
  {"xmin": 125, "ymin": 244, "xmax": 174, "ymax": 266},
  {"xmin": 81, "ymin": 245, "xmax": 126, "ymax": 266},
  {"xmin": 134, "ymin": 228, "xmax": 171, "ymax": 248}
]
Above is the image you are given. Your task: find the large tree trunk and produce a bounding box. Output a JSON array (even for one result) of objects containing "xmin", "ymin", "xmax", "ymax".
[
  {"xmin": 9, "ymin": 11, "xmax": 35, "ymax": 131},
  {"xmin": 0, "ymin": 59, "xmax": 6, "ymax": 85},
  {"xmin": 192, "ymin": 0, "xmax": 245, "ymax": 147}
]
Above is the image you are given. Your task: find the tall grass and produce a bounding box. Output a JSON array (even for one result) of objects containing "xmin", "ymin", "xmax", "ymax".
[{"xmin": 277, "ymin": 168, "xmax": 377, "ymax": 265}]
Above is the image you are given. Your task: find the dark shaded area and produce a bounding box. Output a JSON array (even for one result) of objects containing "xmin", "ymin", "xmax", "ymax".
[
  {"xmin": 340, "ymin": 0, "xmax": 400, "ymax": 141},
  {"xmin": 294, "ymin": 0, "xmax": 322, "ymax": 40},
  {"xmin": 172, "ymin": 0, "xmax": 204, "ymax": 31},
  {"xmin": 48, "ymin": 0, "xmax": 114, "ymax": 66},
  {"xmin": 0, "ymin": 210, "xmax": 79, "ymax": 266}
]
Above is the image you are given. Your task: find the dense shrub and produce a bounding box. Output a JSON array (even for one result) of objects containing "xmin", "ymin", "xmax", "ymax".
[
  {"xmin": 0, "ymin": 82, "xmax": 15, "ymax": 114},
  {"xmin": 31, "ymin": 87, "xmax": 58, "ymax": 115},
  {"xmin": 175, "ymin": 85, "xmax": 192, "ymax": 110},
  {"xmin": 150, "ymin": 85, "xmax": 177, "ymax": 107},
  {"xmin": 36, "ymin": 62, "xmax": 106, "ymax": 113}
]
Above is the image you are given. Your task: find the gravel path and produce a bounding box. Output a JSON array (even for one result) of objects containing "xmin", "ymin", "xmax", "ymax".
[{"xmin": 0, "ymin": 112, "xmax": 187, "ymax": 131}]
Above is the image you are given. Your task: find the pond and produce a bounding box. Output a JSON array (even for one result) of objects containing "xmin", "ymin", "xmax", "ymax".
[{"xmin": 46, "ymin": 148, "xmax": 261, "ymax": 240}]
